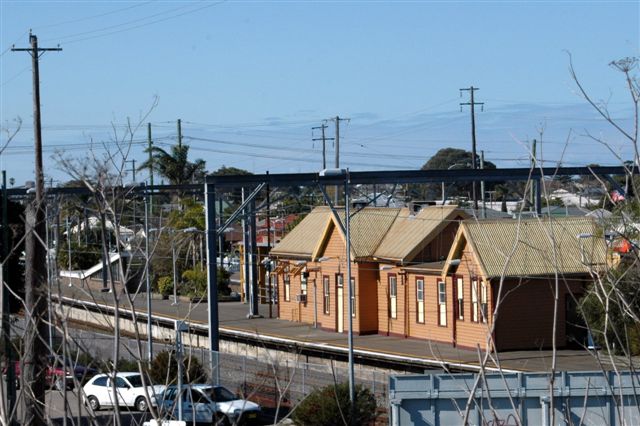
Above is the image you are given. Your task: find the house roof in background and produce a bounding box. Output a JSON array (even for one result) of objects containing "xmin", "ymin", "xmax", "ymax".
[
  {"xmin": 540, "ymin": 205, "xmax": 589, "ymax": 217},
  {"xmin": 447, "ymin": 217, "xmax": 607, "ymax": 278}
]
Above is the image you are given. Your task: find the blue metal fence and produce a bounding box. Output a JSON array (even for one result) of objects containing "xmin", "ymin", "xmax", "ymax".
[{"xmin": 389, "ymin": 370, "xmax": 640, "ymax": 425}]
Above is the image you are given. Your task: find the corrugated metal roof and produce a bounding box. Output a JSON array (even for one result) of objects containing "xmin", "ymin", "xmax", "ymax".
[
  {"xmin": 338, "ymin": 208, "xmax": 400, "ymax": 258},
  {"xmin": 270, "ymin": 207, "xmax": 332, "ymax": 258},
  {"xmin": 462, "ymin": 217, "xmax": 607, "ymax": 278},
  {"xmin": 374, "ymin": 206, "xmax": 462, "ymax": 262}
]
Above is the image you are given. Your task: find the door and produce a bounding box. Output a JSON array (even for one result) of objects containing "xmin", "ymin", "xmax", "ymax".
[
  {"xmin": 191, "ymin": 389, "xmax": 215, "ymax": 422},
  {"xmin": 109, "ymin": 376, "xmax": 132, "ymax": 407},
  {"xmin": 336, "ymin": 275, "xmax": 344, "ymax": 333}
]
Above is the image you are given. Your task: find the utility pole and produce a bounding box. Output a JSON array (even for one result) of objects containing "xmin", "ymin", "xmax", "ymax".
[
  {"xmin": 177, "ymin": 118, "xmax": 183, "ymax": 148},
  {"xmin": 12, "ymin": 32, "xmax": 61, "ymax": 426},
  {"xmin": 312, "ymin": 124, "xmax": 334, "ymax": 170},
  {"xmin": 327, "ymin": 116, "xmax": 350, "ymax": 204},
  {"xmin": 265, "ymin": 173, "xmax": 272, "ymax": 319},
  {"xmin": 480, "ymin": 151, "xmax": 486, "ymax": 218},
  {"xmin": 530, "ymin": 139, "xmax": 537, "ymax": 210},
  {"xmin": 147, "ymin": 123, "xmax": 154, "ymax": 215},
  {"xmin": 127, "ymin": 159, "xmax": 137, "ymax": 182},
  {"xmin": 128, "ymin": 159, "xmax": 137, "ymax": 229},
  {"xmin": 460, "ymin": 86, "xmax": 484, "ymax": 211},
  {"xmin": 1, "ymin": 171, "xmax": 16, "ymax": 423}
]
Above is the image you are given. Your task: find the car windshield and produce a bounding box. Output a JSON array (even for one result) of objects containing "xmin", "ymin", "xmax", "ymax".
[
  {"xmin": 208, "ymin": 387, "xmax": 237, "ymax": 402},
  {"xmin": 124, "ymin": 374, "xmax": 144, "ymax": 388}
]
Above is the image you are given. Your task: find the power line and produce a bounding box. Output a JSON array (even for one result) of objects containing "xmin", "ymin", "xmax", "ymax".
[
  {"xmin": 35, "ymin": 1, "xmax": 154, "ymax": 31},
  {"xmin": 47, "ymin": 1, "xmax": 226, "ymax": 46}
]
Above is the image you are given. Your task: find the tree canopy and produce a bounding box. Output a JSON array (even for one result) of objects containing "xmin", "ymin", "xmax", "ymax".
[
  {"xmin": 415, "ymin": 148, "xmax": 497, "ymax": 201},
  {"xmin": 211, "ymin": 165, "xmax": 252, "ymax": 176},
  {"xmin": 139, "ymin": 144, "xmax": 206, "ymax": 186}
]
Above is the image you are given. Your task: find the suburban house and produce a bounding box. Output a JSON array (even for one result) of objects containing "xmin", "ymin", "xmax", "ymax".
[
  {"xmin": 442, "ymin": 217, "xmax": 607, "ymax": 351},
  {"xmin": 269, "ymin": 205, "xmax": 466, "ymax": 335}
]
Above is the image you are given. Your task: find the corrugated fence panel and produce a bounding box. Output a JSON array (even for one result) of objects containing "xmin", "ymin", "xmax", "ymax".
[{"xmin": 390, "ymin": 371, "xmax": 640, "ymax": 426}]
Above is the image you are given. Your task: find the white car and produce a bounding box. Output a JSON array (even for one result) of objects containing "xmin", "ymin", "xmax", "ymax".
[
  {"xmin": 159, "ymin": 384, "xmax": 261, "ymax": 425},
  {"xmin": 82, "ymin": 372, "xmax": 164, "ymax": 412}
]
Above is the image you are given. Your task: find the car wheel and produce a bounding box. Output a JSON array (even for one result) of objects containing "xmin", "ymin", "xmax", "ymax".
[
  {"xmin": 87, "ymin": 395, "xmax": 100, "ymax": 411},
  {"xmin": 214, "ymin": 413, "xmax": 230, "ymax": 426},
  {"xmin": 135, "ymin": 396, "xmax": 148, "ymax": 412}
]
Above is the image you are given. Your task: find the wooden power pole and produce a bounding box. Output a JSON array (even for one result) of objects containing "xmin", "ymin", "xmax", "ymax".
[
  {"xmin": 460, "ymin": 86, "xmax": 484, "ymax": 210},
  {"xmin": 12, "ymin": 32, "xmax": 61, "ymax": 425},
  {"xmin": 312, "ymin": 124, "xmax": 334, "ymax": 170},
  {"xmin": 327, "ymin": 116, "xmax": 350, "ymax": 204}
]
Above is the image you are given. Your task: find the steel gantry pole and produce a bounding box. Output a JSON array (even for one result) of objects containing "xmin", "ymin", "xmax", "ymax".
[
  {"xmin": 144, "ymin": 192, "xmax": 153, "ymax": 363},
  {"xmin": 344, "ymin": 170, "xmax": 355, "ymax": 407},
  {"xmin": 205, "ymin": 181, "xmax": 220, "ymax": 385}
]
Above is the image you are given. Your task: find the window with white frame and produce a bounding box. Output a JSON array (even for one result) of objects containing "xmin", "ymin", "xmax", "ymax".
[
  {"xmin": 301, "ymin": 271, "xmax": 308, "ymax": 295},
  {"xmin": 456, "ymin": 277, "xmax": 464, "ymax": 320},
  {"xmin": 471, "ymin": 279, "xmax": 479, "ymax": 322},
  {"xmin": 389, "ymin": 275, "xmax": 397, "ymax": 319},
  {"xmin": 284, "ymin": 274, "xmax": 290, "ymax": 302},
  {"xmin": 438, "ymin": 281, "xmax": 447, "ymax": 326},
  {"xmin": 271, "ymin": 274, "xmax": 278, "ymax": 303},
  {"xmin": 480, "ymin": 280, "xmax": 488, "ymax": 323},
  {"xmin": 323, "ymin": 276, "xmax": 330, "ymax": 314},
  {"xmin": 350, "ymin": 278, "xmax": 356, "ymax": 318},
  {"xmin": 416, "ymin": 278, "xmax": 425, "ymax": 323}
]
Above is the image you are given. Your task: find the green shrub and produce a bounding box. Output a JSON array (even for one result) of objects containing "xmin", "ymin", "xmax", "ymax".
[
  {"xmin": 57, "ymin": 240, "xmax": 102, "ymax": 270},
  {"xmin": 580, "ymin": 256, "xmax": 640, "ymax": 355},
  {"xmin": 292, "ymin": 382, "xmax": 377, "ymax": 426},
  {"xmin": 115, "ymin": 358, "xmax": 140, "ymax": 372},
  {"xmin": 157, "ymin": 275, "xmax": 174, "ymax": 297},
  {"xmin": 149, "ymin": 350, "xmax": 207, "ymax": 385},
  {"xmin": 181, "ymin": 267, "xmax": 231, "ymax": 298},
  {"xmin": 181, "ymin": 268, "xmax": 207, "ymax": 298}
]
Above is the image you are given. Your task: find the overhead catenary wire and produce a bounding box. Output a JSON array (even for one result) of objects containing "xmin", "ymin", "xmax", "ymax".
[
  {"xmin": 43, "ymin": 1, "xmax": 226, "ymax": 46},
  {"xmin": 34, "ymin": 1, "xmax": 154, "ymax": 31}
]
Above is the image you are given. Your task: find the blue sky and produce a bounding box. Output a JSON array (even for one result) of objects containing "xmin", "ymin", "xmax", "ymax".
[{"xmin": 1, "ymin": 1, "xmax": 638, "ymax": 186}]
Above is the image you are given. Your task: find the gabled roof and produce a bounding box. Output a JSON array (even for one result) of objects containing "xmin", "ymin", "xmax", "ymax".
[
  {"xmin": 271, "ymin": 205, "xmax": 465, "ymax": 263},
  {"xmin": 444, "ymin": 217, "xmax": 607, "ymax": 279},
  {"xmin": 332, "ymin": 208, "xmax": 400, "ymax": 259},
  {"xmin": 269, "ymin": 207, "xmax": 332, "ymax": 259},
  {"xmin": 374, "ymin": 206, "xmax": 464, "ymax": 263}
]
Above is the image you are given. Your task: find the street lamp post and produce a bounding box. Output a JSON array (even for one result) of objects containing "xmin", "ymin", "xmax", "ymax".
[{"xmin": 441, "ymin": 162, "xmax": 471, "ymax": 205}]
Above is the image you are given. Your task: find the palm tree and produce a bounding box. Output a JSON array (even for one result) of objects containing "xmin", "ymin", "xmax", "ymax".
[{"xmin": 139, "ymin": 144, "xmax": 206, "ymax": 186}]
